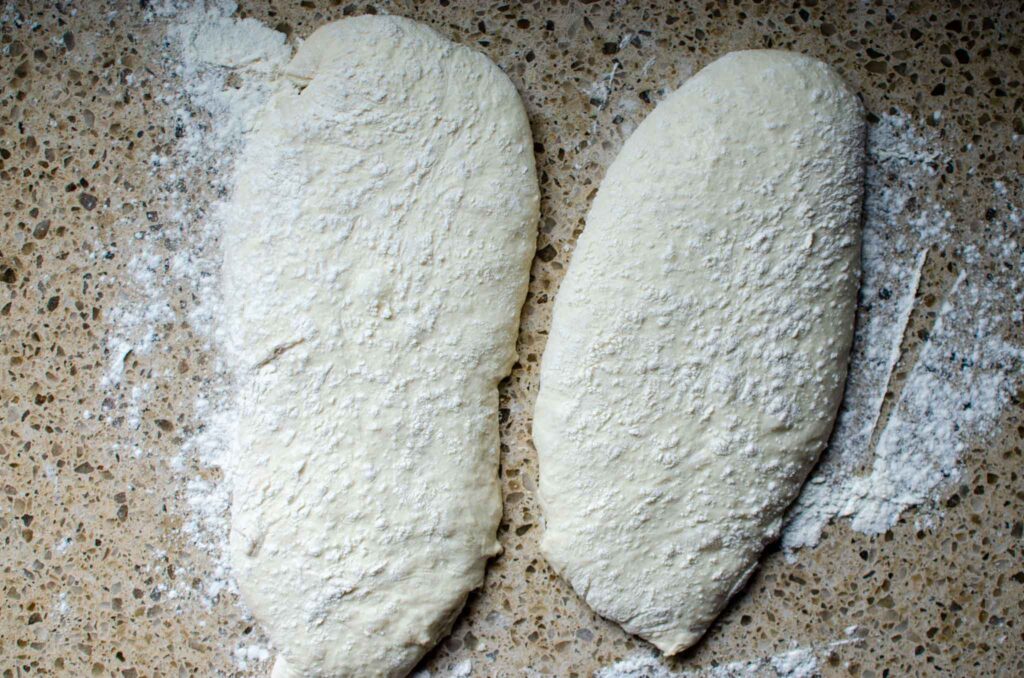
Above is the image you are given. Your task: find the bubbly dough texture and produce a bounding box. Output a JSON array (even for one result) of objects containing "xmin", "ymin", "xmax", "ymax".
[
  {"xmin": 534, "ymin": 50, "xmax": 864, "ymax": 654},
  {"xmin": 223, "ymin": 17, "xmax": 538, "ymax": 677}
]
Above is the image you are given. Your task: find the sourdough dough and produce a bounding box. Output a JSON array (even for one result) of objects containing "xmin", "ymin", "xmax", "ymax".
[
  {"xmin": 222, "ymin": 17, "xmax": 538, "ymax": 677},
  {"xmin": 533, "ymin": 50, "xmax": 864, "ymax": 654}
]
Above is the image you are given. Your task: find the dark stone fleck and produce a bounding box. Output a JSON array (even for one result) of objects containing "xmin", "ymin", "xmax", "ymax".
[
  {"xmin": 78, "ymin": 192, "xmax": 98, "ymax": 210},
  {"xmin": 536, "ymin": 244, "xmax": 557, "ymax": 262}
]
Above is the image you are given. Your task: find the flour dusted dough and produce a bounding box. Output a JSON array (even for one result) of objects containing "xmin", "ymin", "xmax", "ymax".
[
  {"xmin": 534, "ymin": 51, "xmax": 864, "ymax": 654},
  {"xmin": 223, "ymin": 17, "xmax": 538, "ymax": 677}
]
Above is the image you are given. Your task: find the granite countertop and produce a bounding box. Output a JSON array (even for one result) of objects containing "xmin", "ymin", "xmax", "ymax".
[{"xmin": 2, "ymin": 1, "xmax": 1022, "ymax": 676}]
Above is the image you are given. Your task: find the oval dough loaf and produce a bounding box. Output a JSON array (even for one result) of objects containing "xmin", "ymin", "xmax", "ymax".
[
  {"xmin": 534, "ymin": 50, "xmax": 864, "ymax": 654},
  {"xmin": 222, "ymin": 17, "xmax": 538, "ymax": 677}
]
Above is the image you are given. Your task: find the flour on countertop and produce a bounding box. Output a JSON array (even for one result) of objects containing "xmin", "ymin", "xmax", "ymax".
[
  {"xmin": 97, "ymin": 0, "xmax": 290, "ymax": 672},
  {"xmin": 156, "ymin": 0, "xmax": 289, "ymax": 595},
  {"xmin": 782, "ymin": 112, "xmax": 1024, "ymax": 554},
  {"xmin": 597, "ymin": 646, "xmax": 821, "ymax": 678},
  {"xmin": 412, "ymin": 659, "xmax": 474, "ymax": 678},
  {"xmin": 104, "ymin": 0, "xmax": 288, "ymax": 390},
  {"xmin": 161, "ymin": 0, "xmax": 290, "ymax": 168}
]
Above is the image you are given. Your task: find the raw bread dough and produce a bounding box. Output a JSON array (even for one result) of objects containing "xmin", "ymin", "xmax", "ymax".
[
  {"xmin": 222, "ymin": 17, "xmax": 538, "ymax": 677},
  {"xmin": 533, "ymin": 50, "xmax": 864, "ymax": 654}
]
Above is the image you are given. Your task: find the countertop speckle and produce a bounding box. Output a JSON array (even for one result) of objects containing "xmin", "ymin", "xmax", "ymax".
[{"xmin": 1, "ymin": 1, "xmax": 1022, "ymax": 676}]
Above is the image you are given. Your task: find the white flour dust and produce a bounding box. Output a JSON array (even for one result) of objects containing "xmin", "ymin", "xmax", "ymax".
[
  {"xmin": 782, "ymin": 113, "xmax": 1024, "ymax": 554},
  {"xmin": 98, "ymin": 0, "xmax": 290, "ymax": 671},
  {"xmin": 153, "ymin": 1, "xmax": 289, "ymax": 599},
  {"xmin": 597, "ymin": 647, "xmax": 820, "ymax": 678},
  {"xmin": 412, "ymin": 659, "xmax": 474, "ymax": 678}
]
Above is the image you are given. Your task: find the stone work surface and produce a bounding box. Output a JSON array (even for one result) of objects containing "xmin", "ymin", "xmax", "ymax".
[{"xmin": 1, "ymin": 2, "xmax": 1021, "ymax": 676}]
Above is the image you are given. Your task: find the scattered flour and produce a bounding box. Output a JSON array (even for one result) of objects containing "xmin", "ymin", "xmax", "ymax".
[
  {"xmin": 452, "ymin": 660, "xmax": 474, "ymax": 678},
  {"xmin": 782, "ymin": 111, "xmax": 1023, "ymax": 553},
  {"xmin": 597, "ymin": 647, "xmax": 820, "ymax": 678},
  {"xmin": 155, "ymin": 0, "xmax": 290, "ymax": 602},
  {"xmin": 234, "ymin": 644, "xmax": 273, "ymax": 672},
  {"xmin": 412, "ymin": 659, "xmax": 474, "ymax": 678},
  {"xmin": 842, "ymin": 269, "xmax": 1022, "ymax": 534},
  {"xmin": 587, "ymin": 61, "xmax": 621, "ymax": 109},
  {"xmin": 98, "ymin": 0, "xmax": 290, "ymax": 672}
]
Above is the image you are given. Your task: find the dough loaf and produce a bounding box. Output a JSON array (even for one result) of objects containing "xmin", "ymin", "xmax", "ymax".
[
  {"xmin": 222, "ymin": 16, "xmax": 538, "ymax": 676},
  {"xmin": 534, "ymin": 50, "xmax": 864, "ymax": 654}
]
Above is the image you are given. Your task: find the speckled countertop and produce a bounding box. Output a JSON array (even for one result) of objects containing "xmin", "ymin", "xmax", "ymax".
[{"xmin": 2, "ymin": 1, "xmax": 1022, "ymax": 676}]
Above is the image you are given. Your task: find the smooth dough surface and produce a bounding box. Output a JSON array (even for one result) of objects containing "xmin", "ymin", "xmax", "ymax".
[
  {"xmin": 534, "ymin": 50, "xmax": 864, "ymax": 654},
  {"xmin": 223, "ymin": 16, "xmax": 538, "ymax": 677}
]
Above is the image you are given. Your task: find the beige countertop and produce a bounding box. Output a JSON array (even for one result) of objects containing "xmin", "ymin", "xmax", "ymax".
[{"xmin": 2, "ymin": 1, "xmax": 1022, "ymax": 676}]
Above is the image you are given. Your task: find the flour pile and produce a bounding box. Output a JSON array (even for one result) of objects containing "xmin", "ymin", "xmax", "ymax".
[{"xmin": 782, "ymin": 113, "xmax": 1024, "ymax": 553}]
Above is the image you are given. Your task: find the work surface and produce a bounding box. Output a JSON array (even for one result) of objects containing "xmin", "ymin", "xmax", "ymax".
[{"xmin": 2, "ymin": 1, "xmax": 1022, "ymax": 676}]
